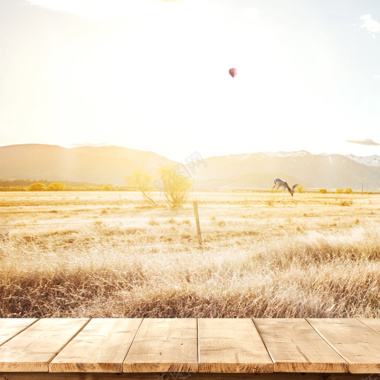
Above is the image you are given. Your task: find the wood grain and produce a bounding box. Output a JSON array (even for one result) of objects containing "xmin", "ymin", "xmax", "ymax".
[
  {"xmin": 1, "ymin": 318, "xmax": 380, "ymax": 376},
  {"xmin": 254, "ymin": 318, "xmax": 348, "ymax": 373},
  {"xmin": 308, "ymin": 318, "xmax": 380, "ymax": 373},
  {"xmin": 0, "ymin": 318, "xmax": 88, "ymax": 372},
  {"xmin": 0, "ymin": 372, "xmax": 370, "ymax": 380},
  {"xmin": 123, "ymin": 318, "xmax": 198, "ymax": 373},
  {"xmin": 359, "ymin": 318, "xmax": 380, "ymax": 333},
  {"xmin": 0, "ymin": 319, "xmax": 37, "ymax": 346},
  {"xmin": 199, "ymin": 318, "xmax": 273, "ymax": 373},
  {"xmin": 50, "ymin": 318, "xmax": 142, "ymax": 373}
]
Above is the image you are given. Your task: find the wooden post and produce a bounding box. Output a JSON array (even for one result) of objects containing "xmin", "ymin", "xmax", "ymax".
[
  {"xmin": 362, "ymin": 182, "xmax": 364, "ymax": 196},
  {"xmin": 193, "ymin": 201, "xmax": 203, "ymax": 249}
]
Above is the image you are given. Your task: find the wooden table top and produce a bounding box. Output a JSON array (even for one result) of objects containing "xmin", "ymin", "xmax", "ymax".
[{"xmin": 0, "ymin": 318, "xmax": 380, "ymax": 374}]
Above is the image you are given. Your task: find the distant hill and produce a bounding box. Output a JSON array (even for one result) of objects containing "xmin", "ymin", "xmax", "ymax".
[
  {"xmin": 0, "ymin": 178, "xmax": 100, "ymax": 188},
  {"xmin": 0, "ymin": 144, "xmax": 379, "ymax": 190},
  {"xmin": 0, "ymin": 144, "xmax": 175, "ymax": 185},
  {"xmin": 191, "ymin": 151, "xmax": 380, "ymax": 190}
]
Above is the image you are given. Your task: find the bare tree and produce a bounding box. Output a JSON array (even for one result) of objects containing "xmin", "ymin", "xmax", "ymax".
[{"xmin": 126, "ymin": 170, "xmax": 157, "ymax": 207}]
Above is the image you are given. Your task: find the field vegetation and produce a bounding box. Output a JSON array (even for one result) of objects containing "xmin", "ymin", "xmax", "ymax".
[{"xmin": 1, "ymin": 191, "xmax": 380, "ymax": 318}]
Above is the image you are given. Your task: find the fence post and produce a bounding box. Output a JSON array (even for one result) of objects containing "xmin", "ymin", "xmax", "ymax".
[{"xmin": 193, "ymin": 201, "xmax": 203, "ymax": 249}]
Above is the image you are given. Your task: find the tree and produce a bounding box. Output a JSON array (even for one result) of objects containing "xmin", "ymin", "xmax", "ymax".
[
  {"xmin": 47, "ymin": 182, "xmax": 66, "ymax": 191},
  {"xmin": 126, "ymin": 170, "xmax": 157, "ymax": 207},
  {"xmin": 102, "ymin": 184, "xmax": 114, "ymax": 191},
  {"xmin": 28, "ymin": 183, "xmax": 46, "ymax": 191},
  {"xmin": 160, "ymin": 168, "xmax": 192, "ymax": 208}
]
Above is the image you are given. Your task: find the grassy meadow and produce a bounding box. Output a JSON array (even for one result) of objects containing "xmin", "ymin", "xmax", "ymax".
[{"xmin": 1, "ymin": 190, "xmax": 380, "ymax": 318}]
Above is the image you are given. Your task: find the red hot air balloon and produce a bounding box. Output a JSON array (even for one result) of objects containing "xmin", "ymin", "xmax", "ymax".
[{"xmin": 229, "ymin": 68, "xmax": 237, "ymax": 78}]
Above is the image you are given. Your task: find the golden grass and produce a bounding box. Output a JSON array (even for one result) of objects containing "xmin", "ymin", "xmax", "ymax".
[{"xmin": 1, "ymin": 191, "xmax": 380, "ymax": 317}]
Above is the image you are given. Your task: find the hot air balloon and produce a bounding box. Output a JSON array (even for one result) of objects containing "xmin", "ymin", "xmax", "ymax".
[{"xmin": 229, "ymin": 68, "xmax": 237, "ymax": 78}]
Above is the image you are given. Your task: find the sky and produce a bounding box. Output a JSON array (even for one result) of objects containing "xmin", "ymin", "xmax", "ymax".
[{"xmin": 0, "ymin": 0, "xmax": 380, "ymax": 161}]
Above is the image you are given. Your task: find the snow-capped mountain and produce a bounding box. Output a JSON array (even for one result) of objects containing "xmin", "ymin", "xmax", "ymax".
[
  {"xmin": 345, "ymin": 155, "xmax": 380, "ymax": 168},
  {"xmin": 191, "ymin": 151, "xmax": 380, "ymax": 190},
  {"xmin": 0, "ymin": 145, "xmax": 379, "ymax": 190}
]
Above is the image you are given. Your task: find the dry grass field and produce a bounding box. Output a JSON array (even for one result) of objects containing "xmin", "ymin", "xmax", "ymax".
[{"xmin": 1, "ymin": 190, "xmax": 380, "ymax": 318}]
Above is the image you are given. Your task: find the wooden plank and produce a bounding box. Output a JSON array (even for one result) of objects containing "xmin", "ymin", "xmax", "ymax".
[
  {"xmin": 0, "ymin": 319, "xmax": 37, "ymax": 346},
  {"xmin": 123, "ymin": 318, "xmax": 198, "ymax": 373},
  {"xmin": 0, "ymin": 318, "xmax": 88, "ymax": 372},
  {"xmin": 0, "ymin": 372, "xmax": 370, "ymax": 380},
  {"xmin": 50, "ymin": 318, "xmax": 142, "ymax": 373},
  {"xmin": 359, "ymin": 318, "xmax": 380, "ymax": 333},
  {"xmin": 254, "ymin": 318, "xmax": 348, "ymax": 373},
  {"xmin": 199, "ymin": 318, "xmax": 273, "ymax": 373},
  {"xmin": 308, "ymin": 318, "xmax": 380, "ymax": 373}
]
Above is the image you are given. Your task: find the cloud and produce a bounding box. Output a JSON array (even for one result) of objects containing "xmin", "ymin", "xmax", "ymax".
[
  {"xmin": 360, "ymin": 14, "xmax": 380, "ymax": 35},
  {"xmin": 346, "ymin": 138, "xmax": 380, "ymax": 146},
  {"xmin": 25, "ymin": 0, "xmax": 179, "ymax": 19}
]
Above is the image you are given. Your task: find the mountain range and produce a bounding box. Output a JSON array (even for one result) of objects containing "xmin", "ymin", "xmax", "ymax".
[{"xmin": 0, "ymin": 144, "xmax": 379, "ymax": 190}]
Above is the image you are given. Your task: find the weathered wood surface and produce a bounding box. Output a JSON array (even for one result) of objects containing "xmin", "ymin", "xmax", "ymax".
[
  {"xmin": 0, "ymin": 319, "xmax": 88, "ymax": 372},
  {"xmin": 199, "ymin": 318, "xmax": 273, "ymax": 373},
  {"xmin": 254, "ymin": 318, "xmax": 348, "ymax": 373},
  {"xmin": 359, "ymin": 318, "xmax": 380, "ymax": 333},
  {"xmin": 308, "ymin": 318, "xmax": 380, "ymax": 373},
  {"xmin": 50, "ymin": 318, "xmax": 142, "ymax": 373},
  {"xmin": 123, "ymin": 318, "xmax": 198, "ymax": 373},
  {"xmin": 1, "ymin": 318, "xmax": 380, "ymax": 376},
  {"xmin": 0, "ymin": 319, "xmax": 37, "ymax": 346},
  {"xmin": 0, "ymin": 373, "xmax": 373, "ymax": 380}
]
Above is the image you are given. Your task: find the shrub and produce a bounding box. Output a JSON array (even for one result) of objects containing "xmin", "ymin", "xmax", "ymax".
[
  {"xmin": 297, "ymin": 185, "xmax": 304, "ymax": 193},
  {"xmin": 319, "ymin": 188, "xmax": 327, "ymax": 194},
  {"xmin": 47, "ymin": 182, "xmax": 66, "ymax": 191},
  {"xmin": 344, "ymin": 188, "xmax": 353, "ymax": 194},
  {"xmin": 160, "ymin": 168, "xmax": 192, "ymax": 208},
  {"xmin": 336, "ymin": 188, "xmax": 343, "ymax": 194},
  {"xmin": 28, "ymin": 183, "xmax": 46, "ymax": 191}
]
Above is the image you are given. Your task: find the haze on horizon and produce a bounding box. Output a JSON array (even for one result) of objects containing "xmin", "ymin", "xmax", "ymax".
[{"xmin": 0, "ymin": 0, "xmax": 380, "ymax": 161}]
